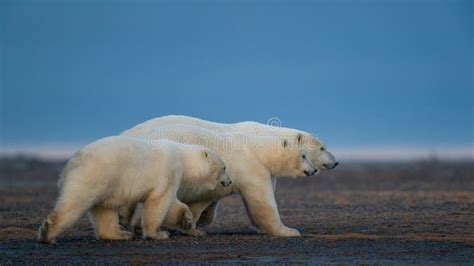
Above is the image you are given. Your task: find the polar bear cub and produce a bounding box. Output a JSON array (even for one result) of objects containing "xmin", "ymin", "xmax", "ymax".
[{"xmin": 38, "ymin": 136, "xmax": 231, "ymax": 243}]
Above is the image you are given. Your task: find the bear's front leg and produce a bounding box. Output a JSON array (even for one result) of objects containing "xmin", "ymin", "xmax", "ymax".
[
  {"xmin": 142, "ymin": 190, "xmax": 174, "ymax": 240},
  {"xmin": 240, "ymin": 173, "xmax": 300, "ymax": 237}
]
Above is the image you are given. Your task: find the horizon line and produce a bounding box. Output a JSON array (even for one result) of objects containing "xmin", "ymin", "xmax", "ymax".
[{"xmin": 0, "ymin": 144, "xmax": 472, "ymax": 162}]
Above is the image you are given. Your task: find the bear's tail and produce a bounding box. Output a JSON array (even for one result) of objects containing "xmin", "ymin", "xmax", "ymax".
[{"xmin": 57, "ymin": 150, "xmax": 85, "ymax": 189}]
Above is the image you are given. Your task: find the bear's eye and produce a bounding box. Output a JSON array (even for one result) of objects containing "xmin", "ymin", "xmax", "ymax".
[
  {"xmin": 320, "ymin": 147, "xmax": 325, "ymax": 151},
  {"xmin": 302, "ymin": 155, "xmax": 306, "ymax": 159}
]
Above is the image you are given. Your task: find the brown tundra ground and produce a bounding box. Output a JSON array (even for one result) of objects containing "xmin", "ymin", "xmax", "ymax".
[{"xmin": 0, "ymin": 157, "xmax": 473, "ymax": 264}]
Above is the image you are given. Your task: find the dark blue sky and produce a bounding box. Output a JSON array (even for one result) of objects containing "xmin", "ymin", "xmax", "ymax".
[{"xmin": 1, "ymin": 0, "xmax": 473, "ymax": 149}]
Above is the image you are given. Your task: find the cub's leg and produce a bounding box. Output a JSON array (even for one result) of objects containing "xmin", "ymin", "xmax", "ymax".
[
  {"xmin": 196, "ymin": 201, "xmax": 220, "ymax": 228},
  {"xmin": 89, "ymin": 206, "xmax": 133, "ymax": 241},
  {"xmin": 142, "ymin": 189, "xmax": 175, "ymax": 240},
  {"xmin": 131, "ymin": 200, "xmax": 197, "ymax": 236},
  {"xmin": 184, "ymin": 201, "xmax": 214, "ymax": 236},
  {"xmin": 162, "ymin": 199, "xmax": 193, "ymax": 232},
  {"xmin": 130, "ymin": 203, "xmax": 144, "ymax": 235},
  {"xmin": 117, "ymin": 204, "xmax": 136, "ymax": 231}
]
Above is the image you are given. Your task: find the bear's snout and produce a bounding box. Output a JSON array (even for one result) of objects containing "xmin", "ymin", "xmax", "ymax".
[
  {"xmin": 221, "ymin": 180, "xmax": 232, "ymax": 187},
  {"xmin": 323, "ymin": 162, "xmax": 339, "ymax": 169},
  {"xmin": 304, "ymin": 168, "xmax": 318, "ymax": 176}
]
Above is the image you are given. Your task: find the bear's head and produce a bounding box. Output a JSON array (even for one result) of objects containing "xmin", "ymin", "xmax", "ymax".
[
  {"xmin": 184, "ymin": 146, "xmax": 232, "ymax": 190},
  {"xmin": 292, "ymin": 132, "xmax": 338, "ymax": 174},
  {"xmin": 278, "ymin": 133, "xmax": 338, "ymax": 177}
]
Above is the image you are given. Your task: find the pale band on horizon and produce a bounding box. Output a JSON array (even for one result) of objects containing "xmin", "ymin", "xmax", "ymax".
[{"xmin": 1, "ymin": 144, "xmax": 472, "ymax": 162}]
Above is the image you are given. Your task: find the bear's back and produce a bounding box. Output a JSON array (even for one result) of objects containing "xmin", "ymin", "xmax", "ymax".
[
  {"xmin": 69, "ymin": 136, "xmax": 185, "ymax": 176},
  {"xmin": 121, "ymin": 115, "xmax": 230, "ymax": 137}
]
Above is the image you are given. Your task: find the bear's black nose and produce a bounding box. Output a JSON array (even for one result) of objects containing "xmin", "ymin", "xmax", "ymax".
[
  {"xmin": 335, "ymin": 162, "xmax": 339, "ymax": 167},
  {"xmin": 221, "ymin": 181, "xmax": 232, "ymax": 187}
]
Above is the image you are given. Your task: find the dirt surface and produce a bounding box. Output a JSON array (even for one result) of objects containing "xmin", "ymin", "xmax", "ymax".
[{"xmin": 1, "ymin": 157, "xmax": 473, "ymax": 264}]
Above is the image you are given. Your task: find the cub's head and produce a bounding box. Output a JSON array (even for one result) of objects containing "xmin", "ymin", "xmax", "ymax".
[
  {"xmin": 186, "ymin": 147, "xmax": 232, "ymax": 190},
  {"xmin": 279, "ymin": 133, "xmax": 338, "ymax": 177}
]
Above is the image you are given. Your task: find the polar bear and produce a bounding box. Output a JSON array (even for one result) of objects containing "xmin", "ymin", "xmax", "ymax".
[
  {"xmin": 121, "ymin": 124, "xmax": 331, "ymax": 237},
  {"xmin": 122, "ymin": 115, "xmax": 338, "ymax": 171},
  {"xmin": 37, "ymin": 136, "xmax": 231, "ymax": 243}
]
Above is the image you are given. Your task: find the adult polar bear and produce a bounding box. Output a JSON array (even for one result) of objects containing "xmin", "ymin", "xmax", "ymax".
[
  {"xmin": 122, "ymin": 115, "xmax": 338, "ymax": 173},
  {"xmin": 122, "ymin": 115, "xmax": 338, "ymax": 237}
]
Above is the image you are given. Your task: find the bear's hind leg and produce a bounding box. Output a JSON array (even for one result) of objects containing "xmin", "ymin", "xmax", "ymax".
[
  {"xmin": 38, "ymin": 196, "xmax": 92, "ymax": 243},
  {"xmin": 89, "ymin": 206, "xmax": 133, "ymax": 241}
]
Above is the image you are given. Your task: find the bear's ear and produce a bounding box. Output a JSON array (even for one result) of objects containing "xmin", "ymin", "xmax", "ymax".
[
  {"xmin": 296, "ymin": 133, "xmax": 303, "ymax": 144},
  {"xmin": 282, "ymin": 139, "xmax": 288, "ymax": 148},
  {"xmin": 202, "ymin": 151, "xmax": 209, "ymax": 158}
]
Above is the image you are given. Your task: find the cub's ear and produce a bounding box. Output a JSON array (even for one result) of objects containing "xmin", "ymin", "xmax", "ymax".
[
  {"xmin": 282, "ymin": 139, "xmax": 288, "ymax": 148},
  {"xmin": 296, "ymin": 133, "xmax": 303, "ymax": 144},
  {"xmin": 202, "ymin": 151, "xmax": 209, "ymax": 158}
]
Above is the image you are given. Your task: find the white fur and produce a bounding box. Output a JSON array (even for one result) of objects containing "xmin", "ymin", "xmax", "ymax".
[
  {"xmin": 37, "ymin": 136, "xmax": 229, "ymax": 243},
  {"xmin": 122, "ymin": 118, "xmax": 338, "ymax": 237},
  {"xmin": 122, "ymin": 115, "xmax": 338, "ymax": 170}
]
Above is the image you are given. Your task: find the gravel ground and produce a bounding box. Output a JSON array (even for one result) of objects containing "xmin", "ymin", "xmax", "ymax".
[{"xmin": 0, "ymin": 158, "xmax": 473, "ymax": 264}]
